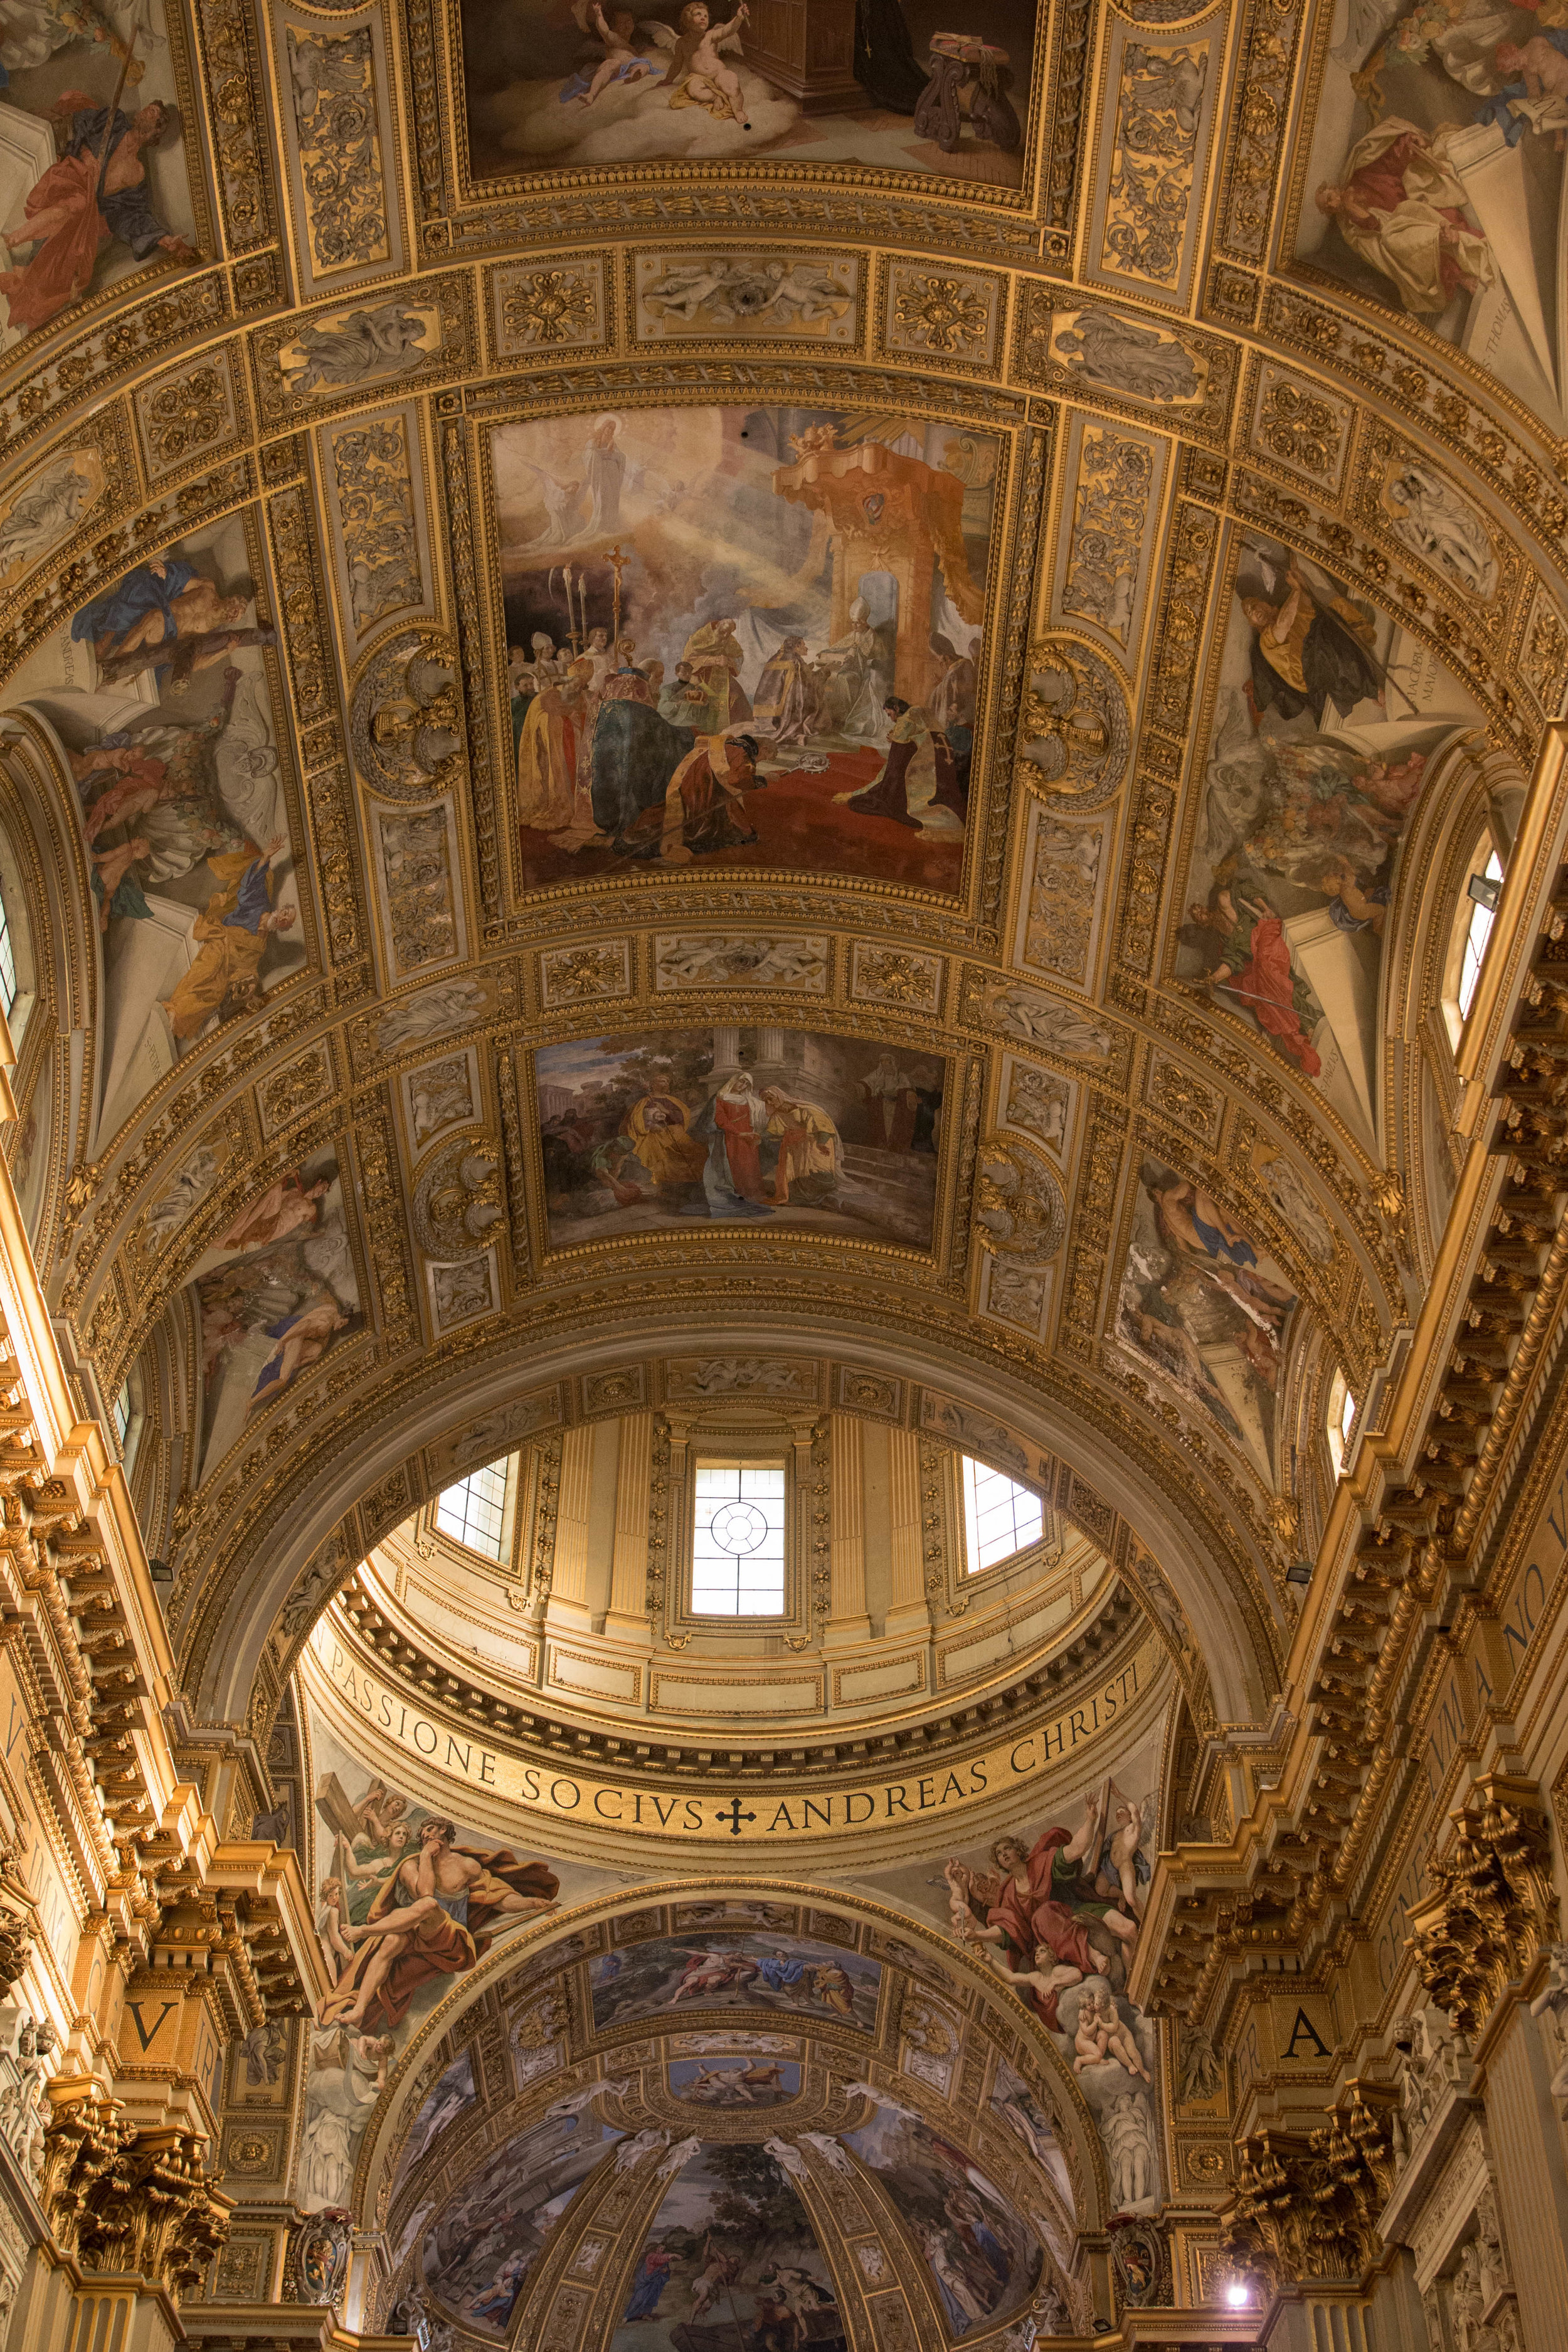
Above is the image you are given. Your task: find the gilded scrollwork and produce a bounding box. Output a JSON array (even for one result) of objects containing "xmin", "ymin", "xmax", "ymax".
[
  {"xmin": 330, "ymin": 415, "xmax": 424, "ymax": 632},
  {"xmin": 1096, "ymin": 38, "xmax": 1212, "ymax": 292},
  {"xmin": 881, "ymin": 263, "xmax": 1001, "ymax": 368},
  {"xmin": 284, "ymin": 21, "xmax": 389, "ymax": 274},
  {"xmin": 196, "ymin": 0, "xmax": 278, "ymax": 254},
  {"xmin": 0, "ymin": 20, "xmax": 1561, "ymax": 2311},
  {"xmin": 1058, "ymin": 425, "xmax": 1157, "ymax": 652},
  {"xmin": 495, "ymin": 257, "xmax": 611, "ymax": 356},
  {"xmin": 1211, "ymin": 0, "xmax": 1303, "ymax": 267},
  {"xmin": 1249, "ymin": 360, "xmax": 1352, "ymax": 494},
  {"xmin": 1019, "ymin": 805, "xmax": 1106, "ymax": 988},
  {"xmin": 134, "ymin": 349, "xmax": 241, "ymax": 480}
]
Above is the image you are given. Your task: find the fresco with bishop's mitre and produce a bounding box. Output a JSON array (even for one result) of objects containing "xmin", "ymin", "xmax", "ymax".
[{"xmin": 494, "ymin": 402, "xmax": 999, "ymax": 896}]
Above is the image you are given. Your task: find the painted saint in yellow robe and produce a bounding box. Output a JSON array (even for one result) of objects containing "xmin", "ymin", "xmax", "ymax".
[
  {"xmin": 516, "ymin": 677, "xmax": 582, "ymax": 833},
  {"xmin": 162, "ymin": 849, "xmax": 295, "ymax": 1042}
]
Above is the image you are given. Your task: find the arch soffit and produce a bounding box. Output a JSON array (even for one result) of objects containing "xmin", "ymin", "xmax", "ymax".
[
  {"xmin": 349, "ymin": 1880, "xmax": 1112, "ymax": 2247},
  {"xmin": 0, "ymin": 0, "xmax": 1557, "ymax": 1799},
  {"xmin": 179, "ymin": 1321, "xmax": 1281, "ymax": 1735}
]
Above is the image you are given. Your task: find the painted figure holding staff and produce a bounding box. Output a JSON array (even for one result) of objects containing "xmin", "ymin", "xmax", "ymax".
[{"xmin": 0, "ymin": 11, "xmax": 196, "ymax": 337}]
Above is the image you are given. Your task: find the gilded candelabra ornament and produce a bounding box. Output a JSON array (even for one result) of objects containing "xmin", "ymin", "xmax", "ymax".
[{"xmin": 1016, "ymin": 638, "xmax": 1130, "ymax": 807}]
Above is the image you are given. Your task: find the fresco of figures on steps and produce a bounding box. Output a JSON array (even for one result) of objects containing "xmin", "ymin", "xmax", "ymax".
[
  {"xmin": 1114, "ymin": 1161, "xmax": 1300, "ymax": 1480},
  {"xmin": 0, "ymin": 0, "xmax": 198, "ymax": 346},
  {"xmin": 1296, "ymin": 0, "xmax": 1568, "ymax": 425},
  {"xmin": 461, "ymin": 0, "xmax": 1036, "ymax": 185},
  {"xmin": 1175, "ymin": 534, "xmax": 1479, "ymax": 1147},
  {"xmin": 296, "ymin": 1710, "xmax": 621, "ymax": 2213},
  {"xmin": 854, "ymin": 1744, "xmax": 1166, "ymax": 2215},
  {"xmin": 495, "ymin": 403, "xmax": 997, "ymax": 894},
  {"xmin": 842, "ymin": 2086, "xmax": 1042, "ymax": 2334},
  {"xmin": 536, "ymin": 1028, "xmax": 945, "ymax": 1251},
  {"xmin": 10, "ymin": 516, "xmax": 307, "ymax": 1147}
]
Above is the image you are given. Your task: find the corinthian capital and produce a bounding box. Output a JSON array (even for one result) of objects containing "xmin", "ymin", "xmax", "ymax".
[{"xmin": 1407, "ymin": 1774, "xmax": 1557, "ymax": 2040}]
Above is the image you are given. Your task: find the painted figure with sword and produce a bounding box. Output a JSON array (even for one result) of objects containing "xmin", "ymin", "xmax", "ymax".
[{"xmin": 0, "ymin": 2, "xmax": 196, "ymax": 337}]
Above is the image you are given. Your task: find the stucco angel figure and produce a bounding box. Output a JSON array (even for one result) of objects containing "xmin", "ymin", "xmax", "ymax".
[{"xmin": 763, "ymin": 2134, "xmax": 808, "ymax": 2180}]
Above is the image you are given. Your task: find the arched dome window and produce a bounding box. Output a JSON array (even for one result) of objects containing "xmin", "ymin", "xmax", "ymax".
[
  {"xmin": 435, "ymin": 1454, "xmax": 514, "ymax": 1562},
  {"xmin": 692, "ymin": 1454, "xmax": 787, "ymax": 1615},
  {"xmin": 961, "ymin": 1454, "xmax": 1044, "ymax": 1572},
  {"xmin": 1443, "ymin": 837, "xmax": 1505, "ymax": 1044},
  {"xmin": 1326, "ymin": 1369, "xmax": 1359, "ymax": 1478}
]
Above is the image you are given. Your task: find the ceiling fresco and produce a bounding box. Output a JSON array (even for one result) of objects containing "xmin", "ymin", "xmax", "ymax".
[
  {"xmin": 322, "ymin": 1877, "xmax": 1098, "ymax": 2344},
  {"xmin": 0, "ymin": 0, "xmax": 1564, "ymax": 2331}
]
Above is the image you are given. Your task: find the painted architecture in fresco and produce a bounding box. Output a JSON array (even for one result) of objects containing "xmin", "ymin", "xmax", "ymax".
[
  {"xmin": 13, "ymin": 515, "xmax": 306, "ymax": 1147},
  {"xmin": 497, "ymin": 403, "xmax": 995, "ymax": 893},
  {"xmin": 0, "ymin": 0, "xmax": 198, "ymax": 346},
  {"xmin": 461, "ymin": 0, "xmax": 1037, "ymax": 185},
  {"xmin": 1174, "ymin": 534, "xmax": 1479, "ymax": 1145},
  {"xmin": 1296, "ymin": 0, "xmax": 1568, "ymax": 426},
  {"xmin": 536, "ymin": 1028, "xmax": 945, "ymax": 1251}
]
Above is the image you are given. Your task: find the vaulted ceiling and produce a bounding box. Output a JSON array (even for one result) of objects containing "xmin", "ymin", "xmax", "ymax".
[{"xmin": 0, "ymin": 0, "xmax": 1552, "ymax": 1766}]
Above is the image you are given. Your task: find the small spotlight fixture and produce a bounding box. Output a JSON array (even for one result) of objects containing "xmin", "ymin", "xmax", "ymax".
[
  {"xmin": 1286, "ymin": 1559, "xmax": 1312, "ymax": 1587},
  {"xmin": 1223, "ymin": 2282, "xmax": 1252, "ymax": 2309}
]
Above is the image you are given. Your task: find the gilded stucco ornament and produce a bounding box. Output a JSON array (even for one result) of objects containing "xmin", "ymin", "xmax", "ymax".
[
  {"xmin": 1219, "ymin": 2100, "xmax": 1392, "ymax": 2292},
  {"xmin": 1407, "ymin": 1778, "xmax": 1559, "ymax": 2040},
  {"xmin": 413, "ymin": 1133, "xmax": 506, "ymax": 1261},
  {"xmin": 351, "ymin": 627, "xmax": 464, "ymax": 797},
  {"xmin": 975, "ymin": 1136, "xmax": 1067, "ymax": 1269},
  {"xmin": 1017, "ymin": 638, "xmax": 1131, "ymax": 807}
]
